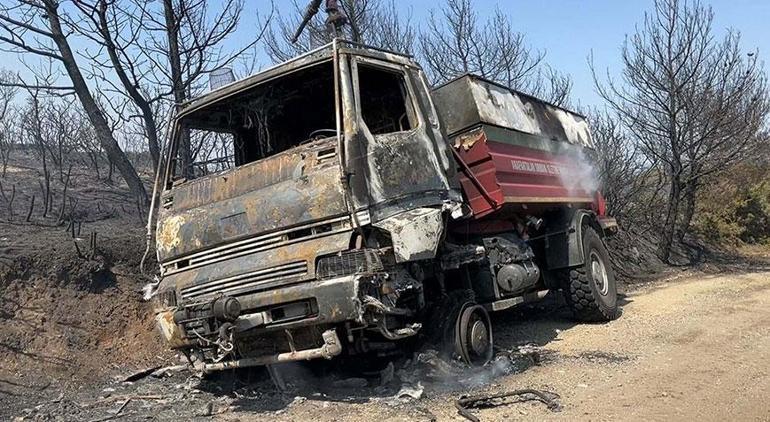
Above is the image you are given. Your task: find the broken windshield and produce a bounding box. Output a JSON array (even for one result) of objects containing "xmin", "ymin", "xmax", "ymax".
[{"xmin": 169, "ymin": 60, "xmax": 337, "ymax": 182}]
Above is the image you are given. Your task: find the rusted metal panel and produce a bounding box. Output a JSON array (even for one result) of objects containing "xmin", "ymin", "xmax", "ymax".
[
  {"xmin": 342, "ymin": 58, "xmax": 462, "ymax": 222},
  {"xmin": 453, "ymin": 127, "xmax": 595, "ymax": 218},
  {"xmin": 432, "ymin": 74, "xmax": 594, "ymax": 147},
  {"xmin": 154, "ymin": 310, "xmax": 191, "ymax": 349},
  {"xmin": 156, "ymin": 138, "xmax": 347, "ymax": 261},
  {"xmin": 234, "ymin": 274, "xmax": 364, "ymax": 328},
  {"xmin": 162, "ymin": 230, "xmax": 353, "ymax": 303},
  {"xmin": 373, "ymin": 208, "xmax": 444, "ymax": 262}
]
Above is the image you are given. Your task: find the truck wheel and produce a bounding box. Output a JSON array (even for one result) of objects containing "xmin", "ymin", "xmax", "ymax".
[
  {"xmin": 561, "ymin": 227, "xmax": 619, "ymax": 322},
  {"xmin": 454, "ymin": 303, "xmax": 493, "ymax": 366},
  {"xmin": 434, "ymin": 289, "xmax": 492, "ymax": 366}
]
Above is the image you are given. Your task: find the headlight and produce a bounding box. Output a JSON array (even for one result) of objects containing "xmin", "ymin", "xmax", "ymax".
[
  {"xmin": 153, "ymin": 289, "xmax": 178, "ymax": 310},
  {"xmin": 316, "ymin": 249, "xmax": 384, "ymax": 279}
]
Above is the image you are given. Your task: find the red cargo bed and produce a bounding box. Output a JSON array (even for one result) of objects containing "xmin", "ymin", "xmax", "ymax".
[
  {"xmin": 452, "ymin": 126, "xmax": 594, "ymax": 218},
  {"xmin": 432, "ymin": 75, "xmax": 598, "ymax": 219}
]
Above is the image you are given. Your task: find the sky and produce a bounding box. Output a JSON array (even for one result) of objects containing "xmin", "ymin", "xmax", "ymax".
[
  {"xmin": 244, "ymin": 0, "xmax": 770, "ymax": 107},
  {"xmin": 1, "ymin": 0, "xmax": 768, "ymax": 109}
]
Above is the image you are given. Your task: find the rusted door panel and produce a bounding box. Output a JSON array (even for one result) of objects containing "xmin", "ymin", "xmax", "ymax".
[
  {"xmin": 343, "ymin": 60, "xmax": 461, "ymax": 221},
  {"xmin": 349, "ymin": 130, "xmax": 454, "ymax": 202}
]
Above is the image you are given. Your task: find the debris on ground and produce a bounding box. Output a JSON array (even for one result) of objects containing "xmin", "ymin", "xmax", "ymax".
[
  {"xmin": 455, "ymin": 388, "xmax": 561, "ymax": 422},
  {"xmin": 390, "ymin": 382, "xmax": 424, "ymax": 402},
  {"xmin": 121, "ymin": 366, "xmax": 163, "ymax": 383}
]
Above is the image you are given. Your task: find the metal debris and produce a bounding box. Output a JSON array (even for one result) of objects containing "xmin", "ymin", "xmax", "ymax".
[
  {"xmin": 455, "ymin": 389, "xmax": 561, "ymax": 422},
  {"xmin": 121, "ymin": 366, "xmax": 163, "ymax": 383},
  {"xmin": 392, "ymin": 382, "xmax": 423, "ymax": 401}
]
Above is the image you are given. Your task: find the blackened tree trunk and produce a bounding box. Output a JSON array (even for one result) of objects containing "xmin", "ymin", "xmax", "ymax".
[
  {"xmin": 42, "ymin": 1, "xmax": 147, "ymax": 203},
  {"xmin": 678, "ymin": 181, "xmax": 699, "ymax": 243},
  {"xmin": 163, "ymin": 0, "xmax": 192, "ymax": 179},
  {"xmin": 93, "ymin": 0, "xmax": 161, "ymax": 171},
  {"xmin": 660, "ymin": 172, "xmax": 681, "ymax": 262}
]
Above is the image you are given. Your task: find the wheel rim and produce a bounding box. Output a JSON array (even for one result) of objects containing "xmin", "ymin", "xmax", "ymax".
[
  {"xmin": 455, "ymin": 304, "xmax": 493, "ymax": 366},
  {"xmin": 590, "ymin": 250, "xmax": 610, "ymax": 296},
  {"xmin": 469, "ymin": 320, "xmax": 488, "ymax": 355}
]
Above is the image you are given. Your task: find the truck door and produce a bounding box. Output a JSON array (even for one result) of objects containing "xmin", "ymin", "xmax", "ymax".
[{"xmin": 343, "ymin": 56, "xmax": 459, "ymax": 222}]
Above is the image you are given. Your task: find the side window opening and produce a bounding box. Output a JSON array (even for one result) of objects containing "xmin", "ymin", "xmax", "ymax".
[{"xmin": 358, "ymin": 64, "xmax": 416, "ymax": 135}]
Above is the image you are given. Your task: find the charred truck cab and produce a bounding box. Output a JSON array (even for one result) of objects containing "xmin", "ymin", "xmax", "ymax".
[{"xmin": 152, "ymin": 41, "xmax": 619, "ymax": 371}]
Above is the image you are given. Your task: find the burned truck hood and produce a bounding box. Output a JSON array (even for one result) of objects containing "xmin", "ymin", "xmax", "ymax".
[{"xmin": 156, "ymin": 139, "xmax": 347, "ymax": 263}]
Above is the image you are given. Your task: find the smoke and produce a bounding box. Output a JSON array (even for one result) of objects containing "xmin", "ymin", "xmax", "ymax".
[
  {"xmin": 558, "ymin": 147, "xmax": 599, "ymax": 197},
  {"xmin": 395, "ymin": 347, "xmax": 542, "ymax": 392},
  {"xmin": 142, "ymin": 279, "xmax": 159, "ymax": 301}
]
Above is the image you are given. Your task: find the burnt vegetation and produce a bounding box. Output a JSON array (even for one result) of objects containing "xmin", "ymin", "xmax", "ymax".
[{"xmin": 590, "ymin": 0, "xmax": 770, "ymax": 264}]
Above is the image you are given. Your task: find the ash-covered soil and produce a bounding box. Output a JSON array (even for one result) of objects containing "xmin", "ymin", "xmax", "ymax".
[
  {"xmin": 0, "ymin": 219, "xmax": 172, "ymax": 417},
  {"xmin": 5, "ymin": 268, "xmax": 770, "ymax": 421},
  {"xmin": 0, "ymin": 152, "xmax": 173, "ymax": 419}
]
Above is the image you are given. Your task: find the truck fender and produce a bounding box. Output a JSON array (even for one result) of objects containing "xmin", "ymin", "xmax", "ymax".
[
  {"xmin": 544, "ymin": 209, "xmax": 602, "ymax": 270},
  {"xmin": 373, "ymin": 207, "xmax": 444, "ymax": 263}
]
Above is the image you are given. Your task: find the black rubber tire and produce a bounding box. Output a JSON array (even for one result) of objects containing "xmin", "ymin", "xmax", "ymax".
[{"xmin": 560, "ymin": 226, "xmax": 619, "ymax": 322}]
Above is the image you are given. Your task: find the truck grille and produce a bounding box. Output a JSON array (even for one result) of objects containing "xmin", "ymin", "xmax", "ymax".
[
  {"xmin": 180, "ymin": 261, "xmax": 308, "ymax": 301},
  {"xmin": 162, "ymin": 216, "xmax": 351, "ymax": 275},
  {"xmin": 316, "ymin": 249, "xmax": 383, "ymax": 279}
]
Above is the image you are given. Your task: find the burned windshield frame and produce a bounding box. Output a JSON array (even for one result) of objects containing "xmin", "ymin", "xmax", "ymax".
[{"xmin": 164, "ymin": 59, "xmax": 337, "ymax": 188}]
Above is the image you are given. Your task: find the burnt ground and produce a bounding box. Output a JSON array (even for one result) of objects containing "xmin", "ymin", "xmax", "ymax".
[
  {"xmin": 0, "ymin": 152, "xmax": 173, "ymax": 418},
  {"xmin": 4, "ymin": 263, "xmax": 770, "ymax": 421},
  {"xmin": 1, "ymin": 152, "xmax": 769, "ymax": 421}
]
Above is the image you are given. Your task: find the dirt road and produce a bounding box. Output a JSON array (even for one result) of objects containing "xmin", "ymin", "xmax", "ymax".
[
  {"xmin": 5, "ymin": 269, "xmax": 770, "ymax": 421},
  {"xmin": 263, "ymin": 269, "xmax": 770, "ymax": 421}
]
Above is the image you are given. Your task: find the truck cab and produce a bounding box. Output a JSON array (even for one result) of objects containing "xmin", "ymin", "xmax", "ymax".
[{"xmin": 152, "ymin": 41, "xmax": 618, "ymax": 371}]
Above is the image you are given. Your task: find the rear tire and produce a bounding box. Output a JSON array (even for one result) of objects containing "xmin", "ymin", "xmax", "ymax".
[{"xmin": 560, "ymin": 226, "xmax": 619, "ymax": 322}]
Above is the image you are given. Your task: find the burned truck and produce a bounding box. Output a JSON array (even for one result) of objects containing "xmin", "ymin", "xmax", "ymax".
[{"xmin": 151, "ymin": 41, "xmax": 619, "ymax": 371}]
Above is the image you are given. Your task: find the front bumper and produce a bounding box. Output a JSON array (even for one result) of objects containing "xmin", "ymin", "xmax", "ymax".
[
  {"xmin": 203, "ymin": 329, "xmax": 342, "ymax": 372},
  {"xmin": 155, "ymin": 274, "xmax": 365, "ymax": 366}
]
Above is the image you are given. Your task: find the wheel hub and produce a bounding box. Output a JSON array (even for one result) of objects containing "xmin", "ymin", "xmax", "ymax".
[
  {"xmin": 469, "ymin": 320, "xmax": 489, "ymax": 355},
  {"xmin": 590, "ymin": 250, "xmax": 609, "ymax": 296}
]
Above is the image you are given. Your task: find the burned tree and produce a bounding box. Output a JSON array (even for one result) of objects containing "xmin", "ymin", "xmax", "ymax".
[
  {"xmin": 147, "ymin": 0, "xmax": 267, "ymax": 178},
  {"xmin": 0, "ymin": 71, "xmax": 16, "ymax": 178},
  {"xmin": 593, "ymin": 0, "xmax": 769, "ymax": 261},
  {"xmin": 419, "ymin": 0, "xmax": 571, "ymax": 105},
  {"xmin": 161, "ymin": 0, "xmax": 190, "ymax": 176},
  {"xmin": 588, "ymin": 109, "xmax": 655, "ymax": 224},
  {"xmin": 0, "ymin": 0, "xmax": 148, "ymax": 203},
  {"xmin": 69, "ymin": 0, "xmax": 267, "ymax": 176},
  {"xmin": 69, "ymin": 0, "xmax": 164, "ymax": 172}
]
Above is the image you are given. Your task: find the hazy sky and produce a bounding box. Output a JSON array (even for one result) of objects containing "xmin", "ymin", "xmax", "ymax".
[{"xmin": 1, "ymin": 0, "xmax": 768, "ymax": 108}]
